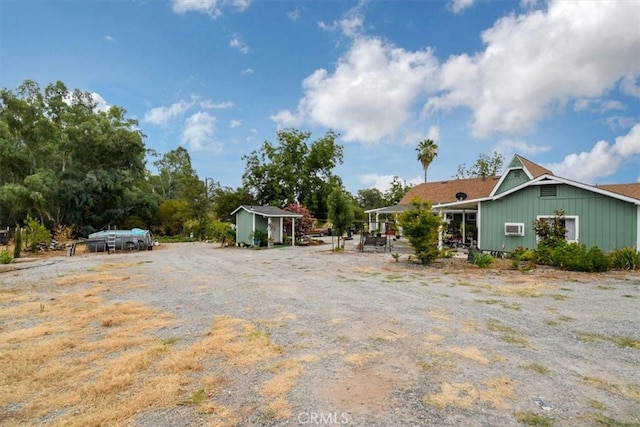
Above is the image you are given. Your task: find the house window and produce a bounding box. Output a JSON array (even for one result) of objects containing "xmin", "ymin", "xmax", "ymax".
[
  {"xmin": 540, "ymin": 185, "xmax": 557, "ymax": 197},
  {"xmin": 536, "ymin": 215, "xmax": 579, "ymax": 243},
  {"xmin": 504, "ymin": 223, "xmax": 525, "ymax": 236}
]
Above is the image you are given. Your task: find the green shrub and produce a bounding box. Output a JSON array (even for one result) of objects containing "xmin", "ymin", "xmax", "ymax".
[
  {"xmin": 587, "ymin": 246, "xmax": 610, "ymax": 273},
  {"xmin": 535, "ymin": 240, "xmax": 564, "ymax": 266},
  {"xmin": 551, "ymin": 243, "xmax": 610, "ymax": 272},
  {"xmin": 0, "ymin": 249, "xmax": 12, "ymax": 264},
  {"xmin": 397, "ymin": 198, "xmax": 443, "ymax": 265},
  {"xmin": 205, "ymin": 221, "xmax": 235, "ymax": 246},
  {"xmin": 609, "ymin": 247, "xmax": 640, "ymax": 270},
  {"xmin": 24, "ymin": 216, "xmax": 51, "ymax": 253},
  {"xmin": 510, "ymin": 247, "xmax": 536, "ymax": 269},
  {"xmin": 250, "ymin": 230, "xmax": 268, "ymax": 247},
  {"xmin": 474, "ymin": 252, "xmax": 495, "ymax": 268}
]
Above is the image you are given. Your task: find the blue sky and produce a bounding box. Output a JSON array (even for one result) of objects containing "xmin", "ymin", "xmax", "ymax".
[{"xmin": 1, "ymin": 0, "xmax": 639, "ymax": 194}]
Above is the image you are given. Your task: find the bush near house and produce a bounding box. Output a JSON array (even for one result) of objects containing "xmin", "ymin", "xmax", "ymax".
[{"xmin": 609, "ymin": 247, "xmax": 640, "ymax": 270}]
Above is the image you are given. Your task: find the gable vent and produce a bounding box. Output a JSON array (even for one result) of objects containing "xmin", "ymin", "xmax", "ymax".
[{"xmin": 540, "ymin": 185, "xmax": 557, "ymax": 197}]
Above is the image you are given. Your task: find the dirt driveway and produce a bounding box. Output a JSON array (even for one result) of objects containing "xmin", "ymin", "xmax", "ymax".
[{"xmin": 1, "ymin": 241, "xmax": 639, "ymax": 426}]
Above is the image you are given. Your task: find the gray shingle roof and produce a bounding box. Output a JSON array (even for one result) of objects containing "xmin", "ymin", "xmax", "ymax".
[{"xmin": 231, "ymin": 205, "xmax": 303, "ymax": 217}]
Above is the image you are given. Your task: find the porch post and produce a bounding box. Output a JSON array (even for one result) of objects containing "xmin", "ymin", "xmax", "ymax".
[
  {"xmin": 438, "ymin": 211, "xmax": 444, "ymax": 250},
  {"xmin": 292, "ymin": 218, "xmax": 296, "ymax": 247}
]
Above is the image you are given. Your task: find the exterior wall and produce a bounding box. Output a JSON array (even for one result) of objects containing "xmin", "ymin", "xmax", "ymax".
[
  {"xmin": 494, "ymin": 169, "xmax": 530, "ymax": 195},
  {"xmin": 236, "ymin": 210, "xmax": 255, "ymax": 245},
  {"xmin": 479, "ymin": 184, "xmax": 638, "ymax": 253},
  {"xmin": 268, "ymin": 218, "xmax": 282, "ymax": 243}
]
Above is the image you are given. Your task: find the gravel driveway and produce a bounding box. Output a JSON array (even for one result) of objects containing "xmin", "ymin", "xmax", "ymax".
[{"xmin": 1, "ymin": 240, "xmax": 639, "ymax": 426}]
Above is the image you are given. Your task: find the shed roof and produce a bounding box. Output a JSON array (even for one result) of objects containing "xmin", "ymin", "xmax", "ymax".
[{"xmin": 231, "ymin": 205, "xmax": 303, "ymax": 217}]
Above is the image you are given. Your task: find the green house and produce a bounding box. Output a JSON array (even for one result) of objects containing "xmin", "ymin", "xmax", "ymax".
[
  {"xmin": 231, "ymin": 205, "xmax": 303, "ymax": 247},
  {"xmin": 380, "ymin": 154, "xmax": 640, "ymax": 254},
  {"xmin": 478, "ymin": 155, "xmax": 640, "ymax": 253}
]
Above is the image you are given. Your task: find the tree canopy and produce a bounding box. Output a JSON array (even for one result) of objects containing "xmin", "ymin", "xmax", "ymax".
[
  {"xmin": 241, "ymin": 129, "xmax": 343, "ymax": 219},
  {"xmin": 0, "ymin": 80, "xmax": 148, "ymax": 232},
  {"xmin": 455, "ymin": 151, "xmax": 505, "ymax": 179}
]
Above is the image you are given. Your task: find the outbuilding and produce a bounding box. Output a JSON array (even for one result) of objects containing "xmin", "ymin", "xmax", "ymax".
[{"xmin": 231, "ymin": 205, "xmax": 303, "ymax": 247}]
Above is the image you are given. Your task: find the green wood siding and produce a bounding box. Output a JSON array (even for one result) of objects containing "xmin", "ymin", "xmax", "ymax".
[
  {"xmin": 494, "ymin": 169, "xmax": 530, "ymax": 195},
  {"xmin": 236, "ymin": 211, "xmax": 270, "ymax": 245},
  {"xmin": 480, "ymin": 184, "xmax": 638, "ymax": 253},
  {"xmin": 508, "ymin": 157, "xmax": 524, "ymax": 168},
  {"xmin": 236, "ymin": 210, "xmax": 254, "ymax": 245}
]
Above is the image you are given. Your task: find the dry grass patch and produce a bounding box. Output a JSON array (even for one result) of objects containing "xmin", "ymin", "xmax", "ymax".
[
  {"xmin": 55, "ymin": 272, "xmax": 127, "ymax": 286},
  {"xmin": 423, "ymin": 377, "xmax": 515, "ymax": 410},
  {"xmin": 344, "ymin": 351, "xmax": 382, "ymax": 369},
  {"xmin": 448, "ymin": 346, "xmax": 490, "ymax": 365},
  {"xmin": 427, "ymin": 309, "xmax": 452, "ymax": 321},
  {"xmin": 1, "ymin": 275, "xmax": 293, "ymax": 426},
  {"xmin": 582, "ymin": 376, "xmax": 640, "ymax": 402},
  {"xmin": 260, "ymin": 355, "xmax": 318, "ymax": 419}
]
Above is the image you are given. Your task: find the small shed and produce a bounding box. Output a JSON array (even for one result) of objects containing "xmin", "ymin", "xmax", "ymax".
[{"xmin": 231, "ymin": 205, "xmax": 303, "ymax": 247}]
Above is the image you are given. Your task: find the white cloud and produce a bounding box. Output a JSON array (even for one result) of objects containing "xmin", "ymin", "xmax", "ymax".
[
  {"xmin": 400, "ymin": 126, "xmax": 440, "ymax": 146},
  {"xmin": 103, "ymin": 35, "xmax": 115, "ymax": 42},
  {"xmin": 144, "ymin": 100, "xmax": 192, "ymax": 126},
  {"xmin": 172, "ymin": 0, "xmax": 222, "ymax": 18},
  {"xmin": 230, "ymin": 0, "xmax": 251, "ymax": 12},
  {"xmin": 273, "ymin": 37, "xmax": 439, "ymax": 143},
  {"xmin": 493, "ymin": 139, "xmax": 551, "ymax": 161},
  {"xmin": 287, "ymin": 8, "xmax": 300, "ymax": 21},
  {"xmin": 605, "ymin": 115, "xmax": 637, "ymax": 131},
  {"xmin": 573, "ymin": 99, "xmax": 592, "ymax": 112},
  {"xmin": 241, "ymin": 68, "xmax": 254, "ymax": 75},
  {"xmin": 358, "ymin": 173, "xmax": 421, "ymax": 193},
  {"xmin": 90, "ymin": 93, "xmax": 110, "ymax": 112},
  {"xmin": 171, "ymin": 0, "xmax": 251, "ymax": 18},
  {"xmin": 426, "ymin": 1, "xmax": 640, "ymax": 138},
  {"xmin": 200, "ymin": 100, "xmax": 234, "ymax": 109},
  {"xmin": 229, "ymin": 35, "xmax": 249, "ymax": 54},
  {"xmin": 181, "ymin": 112, "xmax": 221, "ymax": 152},
  {"xmin": 358, "ymin": 174, "xmax": 397, "ymax": 193},
  {"xmin": 598, "ymin": 100, "xmax": 625, "ymax": 113},
  {"xmin": 448, "ymin": 0, "xmax": 475, "ymax": 14},
  {"xmin": 545, "ymin": 124, "xmax": 640, "ymax": 183},
  {"xmin": 612, "ymin": 123, "xmax": 640, "ymax": 157},
  {"xmin": 230, "ymin": 119, "xmax": 242, "ymax": 128},
  {"xmin": 621, "ymin": 74, "xmax": 640, "ymax": 98},
  {"xmin": 318, "ymin": 1, "xmax": 366, "ymax": 38}
]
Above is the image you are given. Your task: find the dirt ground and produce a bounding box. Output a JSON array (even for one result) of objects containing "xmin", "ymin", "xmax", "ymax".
[{"xmin": 1, "ymin": 239, "xmax": 639, "ymax": 426}]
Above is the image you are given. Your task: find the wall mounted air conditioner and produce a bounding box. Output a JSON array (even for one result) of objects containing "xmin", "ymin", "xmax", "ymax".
[{"xmin": 504, "ymin": 223, "xmax": 525, "ymax": 236}]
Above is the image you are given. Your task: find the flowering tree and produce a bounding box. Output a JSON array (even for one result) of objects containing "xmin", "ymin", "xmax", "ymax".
[{"xmin": 283, "ymin": 203, "xmax": 314, "ymax": 236}]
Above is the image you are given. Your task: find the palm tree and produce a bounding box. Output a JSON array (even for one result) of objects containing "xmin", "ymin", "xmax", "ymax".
[{"xmin": 416, "ymin": 139, "xmax": 438, "ymax": 183}]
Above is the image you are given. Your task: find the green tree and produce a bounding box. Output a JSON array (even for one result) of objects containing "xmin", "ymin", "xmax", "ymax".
[
  {"xmin": 356, "ymin": 188, "xmax": 385, "ymax": 210},
  {"xmin": 241, "ymin": 129, "xmax": 343, "ymax": 219},
  {"xmin": 398, "ymin": 198, "xmax": 443, "ymax": 264},
  {"xmin": 0, "ymin": 80, "xmax": 147, "ymax": 231},
  {"xmin": 149, "ymin": 147, "xmax": 198, "ymax": 200},
  {"xmin": 327, "ymin": 187, "xmax": 354, "ymax": 251},
  {"xmin": 156, "ymin": 199, "xmax": 188, "ymax": 236},
  {"xmin": 455, "ymin": 151, "xmax": 504, "ymax": 179},
  {"xmin": 416, "ymin": 139, "xmax": 438, "ymax": 183},
  {"xmin": 210, "ymin": 184, "xmax": 256, "ymax": 223},
  {"xmin": 383, "ymin": 177, "xmax": 412, "ymax": 206}
]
